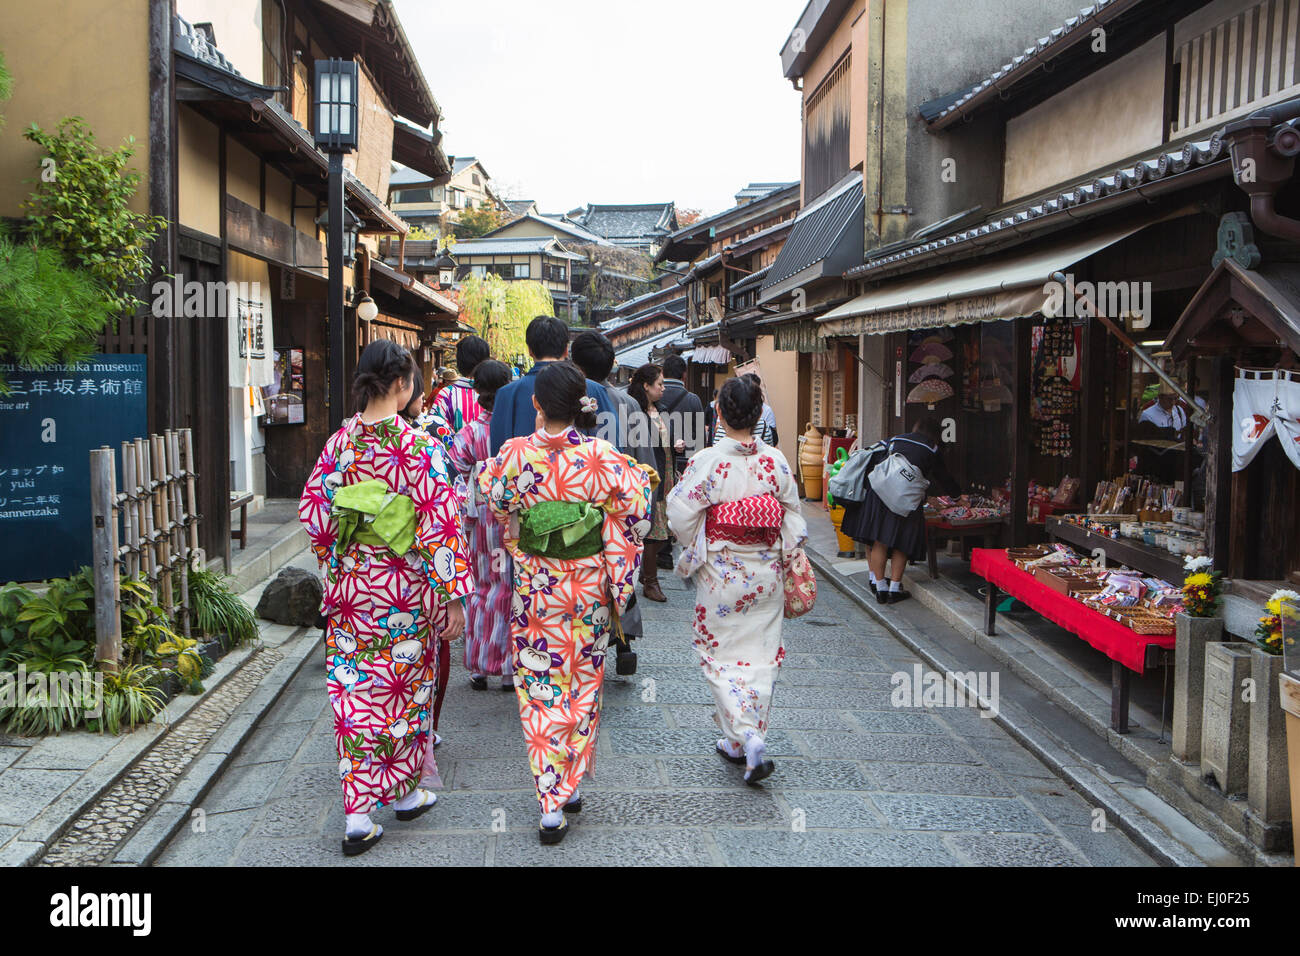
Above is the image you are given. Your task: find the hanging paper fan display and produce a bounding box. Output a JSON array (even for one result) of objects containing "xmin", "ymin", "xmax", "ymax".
[
  {"xmin": 908, "ymin": 363, "xmax": 954, "ymax": 384},
  {"xmin": 920, "ymin": 328, "xmax": 955, "ymax": 344},
  {"xmin": 910, "ymin": 342, "xmax": 953, "ymax": 364},
  {"xmin": 907, "ymin": 379, "xmax": 955, "ymax": 404}
]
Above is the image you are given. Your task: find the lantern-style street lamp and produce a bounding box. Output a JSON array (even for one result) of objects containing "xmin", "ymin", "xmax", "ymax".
[
  {"xmin": 314, "ymin": 57, "xmax": 359, "ymax": 428},
  {"xmin": 315, "ymin": 205, "xmax": 361, "ymax": 267},
  {"xmin": 433, "ymin": 246, "xmax": 457, "ymax": 290}
]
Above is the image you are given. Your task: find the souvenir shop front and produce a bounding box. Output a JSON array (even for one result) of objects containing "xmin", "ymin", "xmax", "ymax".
[
  {"xmin": 823, "ymin": 217, "xmax": 1213, "ymax": 555},
  {"xmin": 819, "ymin": 214, "xmax": 1234, "ymax": 727}
]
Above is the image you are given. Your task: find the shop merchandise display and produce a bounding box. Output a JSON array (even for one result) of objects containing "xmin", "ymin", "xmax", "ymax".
[
  {"xmin": 924, "ymin": 494, "xmax": 1007, "ymax": 524},
  {"xmin": 1002, "ymin": 543, "xmax": 1181, "ymax": 635},
  {"xmin": 907, "ymin": 379, "xmax": 955, "ymax": 405}
]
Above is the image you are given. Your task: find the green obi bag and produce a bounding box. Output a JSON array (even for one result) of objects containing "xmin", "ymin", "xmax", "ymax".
[
  {"xmin": 517, "ymin": 501, "xmax": 604, "ymax": 560},
  {"xmin": 331, "ymin": 479, "xmax": 416, "ymax": 556}
]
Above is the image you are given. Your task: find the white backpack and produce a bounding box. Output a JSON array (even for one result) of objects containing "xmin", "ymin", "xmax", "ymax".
[{"xmin": 867, "ymin": 438, "xmax": 933, "ymax": 516}]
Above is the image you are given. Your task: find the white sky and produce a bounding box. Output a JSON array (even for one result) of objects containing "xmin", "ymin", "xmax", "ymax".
[{"xmin": 392, "ymin": 0, "xmax": 805, "ymax": 217}]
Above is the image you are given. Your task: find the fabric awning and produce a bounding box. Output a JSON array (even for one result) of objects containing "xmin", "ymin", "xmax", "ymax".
[
  {"xmin": 819, "ymin": 221, "xmax": 1149, "ymax": 336},
  {"xmin": 688, "ymin": 346, "xmax": 734, "ymax": 365}
]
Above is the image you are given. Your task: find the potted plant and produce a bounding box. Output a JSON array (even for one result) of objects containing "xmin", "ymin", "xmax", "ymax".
[
  {"xmin": 1172, "ymin": 555, "xmax": 1224, "ymax": 763},
  {"xmin": 187, "ymin": 567, "xmax": 259, "ymax": 655}
]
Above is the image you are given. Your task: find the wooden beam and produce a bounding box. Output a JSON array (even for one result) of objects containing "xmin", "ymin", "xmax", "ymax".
[
  {"xmin": 1010, "ymin": 316, "xmax": 1032, "ymax": 546},
  {"xmin": 225, "ymin": 193, "xmax": 326, "ymax": 271},
  {"xmin": 1204, "ymin": 356, "xmax": 1233, "ymax": 567}
]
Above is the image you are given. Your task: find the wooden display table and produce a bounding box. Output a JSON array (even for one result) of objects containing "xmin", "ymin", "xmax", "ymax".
[{"xmin": 970, "ymin": 548, "xmax": 1175, "ymax": 733}]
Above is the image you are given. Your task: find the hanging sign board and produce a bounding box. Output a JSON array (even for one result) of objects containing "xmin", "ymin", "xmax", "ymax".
[{"xmin": 0, "ymin": 355, "xmax": 148, "ymax": 581}]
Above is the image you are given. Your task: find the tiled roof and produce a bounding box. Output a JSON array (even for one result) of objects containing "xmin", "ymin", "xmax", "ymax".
[
  {"xmin": 844, "ymin": 132, "xmax": 1231, "ymax": 281},
  {"xmin": 579, "ymin": 203, "xmax": 676, "ymax": 241},
  {"xmin": 451, "ymin": 156, "xmax": 488, "ymax": 179},
  {"xmin": 728, "ymin": 265, "xmax": 771, "ymax": 297},
  {"xmin": 735, "ymin": 182, "xmax": 799, "ymax": 203},
  {"xmin": 449, "ymin": 237, "xmax": 572, "ymax": 257},
  {"xmin": 389, "ymin": 165, "xmax": 434, "ymax": 186},
  {"xmin": 927, "ymin": 0, "xmax": 1140, "ymax": 130},
  {"xmin": 485, "ymin": 213, "xmax": 608, "ymax": 246}
]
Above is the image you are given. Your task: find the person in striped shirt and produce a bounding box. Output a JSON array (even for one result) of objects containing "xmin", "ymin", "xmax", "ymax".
[{"xmin": 432, "ymin": 335, "xmax": 490, "ymax": 434}]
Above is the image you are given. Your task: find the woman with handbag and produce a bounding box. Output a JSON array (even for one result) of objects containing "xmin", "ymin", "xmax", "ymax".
[
  {"xmin": 480, "ymin": 362, "xmax": 652, "ymax": 844},
  {"xmin": 667, "ymin": 376, "xmax": 808, "ymax": 785},
  {"xmin": 298, "ymin": 340, "xmax": 473, "ymax": 858},
  {"xmin": 843, "ymin": 416, "xmax": 959, "ymax": 604},
  {"xmin": 627, "ymin": 363, "xmax": 681, "ymax": 603}
]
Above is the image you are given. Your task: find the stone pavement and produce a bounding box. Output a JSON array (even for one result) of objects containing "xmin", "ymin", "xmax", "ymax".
[{"xmin": 155, "ymin": 567, "xmax": 1156, "ymax": 866}]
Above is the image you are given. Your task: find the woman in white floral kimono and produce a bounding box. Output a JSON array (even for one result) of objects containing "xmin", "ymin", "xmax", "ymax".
[{"xmin": 667, "ymin": 376, "xmax": 806, "ymax": 785}]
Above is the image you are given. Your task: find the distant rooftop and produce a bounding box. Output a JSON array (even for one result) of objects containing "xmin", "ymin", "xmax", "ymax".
[{"xmin": 576, "ymin": 202, "xmax": 677, "ymax": 242}]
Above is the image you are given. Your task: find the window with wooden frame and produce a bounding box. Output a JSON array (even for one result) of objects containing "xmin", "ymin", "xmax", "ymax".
[{"xmin": 803, "ymin": 54, "xmax": 852, "ymax": 202}]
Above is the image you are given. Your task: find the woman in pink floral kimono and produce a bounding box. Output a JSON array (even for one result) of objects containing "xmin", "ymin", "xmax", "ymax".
[
  {"xmin": 480, "ymin": 362, "xmax": 651, "ymax": 844},
  {"xmin": 299, "ymin": 340, "xmax": 472, "ymax": 857},
  {"xmin": 448, "ymin": 359, "xmax": 515, "ymax": 691},
  {"xmin": 667, "ymin": 375, "xmax": 806, "ymax": 786}
]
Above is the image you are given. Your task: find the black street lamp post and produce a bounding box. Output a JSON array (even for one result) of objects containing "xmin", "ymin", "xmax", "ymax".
[{"xmin": 314, "ymin": 58, "xmax": 359, "ymax": 429}]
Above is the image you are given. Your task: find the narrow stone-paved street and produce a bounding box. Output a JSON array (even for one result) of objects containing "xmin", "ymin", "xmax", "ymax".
[{"xmin": 156, "ymin": 569, "xmax": 1154, "ymax": 866}]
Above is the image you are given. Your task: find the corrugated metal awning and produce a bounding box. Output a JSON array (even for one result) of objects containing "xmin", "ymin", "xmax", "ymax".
[{"xmin": 759, "ymin": 173, "xmax": 863, "ymax": 303}]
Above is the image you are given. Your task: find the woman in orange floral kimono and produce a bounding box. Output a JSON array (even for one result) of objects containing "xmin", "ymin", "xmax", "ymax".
[
  {"xmin": 299, "ymin": 340, "xmax": 472, "ymax": 857},
  {"xmin": 480, "ymin": 362, "xmax": 651, "ymax": 844}
]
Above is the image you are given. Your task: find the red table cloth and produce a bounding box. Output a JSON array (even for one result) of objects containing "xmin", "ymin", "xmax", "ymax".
[{"xmin": 969, "ymin": 548, "xmax": 1174, "ymax": 674}]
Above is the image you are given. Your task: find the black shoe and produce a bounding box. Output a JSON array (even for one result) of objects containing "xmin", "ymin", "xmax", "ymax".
[
  {"xmin": 500, "ymin": 678, "xmax": 515, "ymax": 691},
  {"xmin": 876, "ymin": 587, "xmax": 889, "ymax": 605},
  {"xmin": 716, "ymin": 741, "xmax": 746, "ymax": 765},
  {"xmin": 469, "ymin": 675, "xmax": 487, "ymax": 691},
  {"xmin": 868, "ymin": 579, "xmax": 877, "ymax": 594},
  {"xmin": 539, "ymin": 819, "xmax": 569, "ymax": 844},
  {"xmin": 394, "ymin": 790, "xmax": 437, "ymax": 821},
  {"xmin": 563, "ymin": 796, "xmax": 582, "ymax": 814},
  {"xmin": 342, "ymin": 824, "xmax": 383, "ymax": 857},
  {"xmin": 615, "ymin": 649, "xmax": 638, "ymax": 675},
  {"xmin": 744, "ymin": 760, "xmax": 776, "ymax": 786},
  {"xmin": 888, "ymin": 589, "xmax": 912, "ymax": 604}
]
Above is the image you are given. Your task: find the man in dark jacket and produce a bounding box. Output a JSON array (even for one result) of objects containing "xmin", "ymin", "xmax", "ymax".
[
  {"xmin": 489, "ymin": 316, "xmax": 615, "ymax": 456},
  {"xmin": 658, "ymin": 355, "xmax": 706, "ymax": 466},
  {"xmin": 655, "ymin": 354, "xmax": 705, "ymax": 570}
]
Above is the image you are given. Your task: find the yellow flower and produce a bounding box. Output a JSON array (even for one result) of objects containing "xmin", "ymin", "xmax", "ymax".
[{"xmin": 1186, "ymin": 573, "xmax": 1213, "ymax": 587}]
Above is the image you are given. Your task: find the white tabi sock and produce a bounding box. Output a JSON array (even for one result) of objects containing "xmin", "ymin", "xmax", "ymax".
[
  {"xmin": 868, "ymin": 571, "xmax": 879, "ymax": 588},
  {"xmin": 394, "ymin": 789, "xmax": 433, "ymax": 812},
  {"xmin": 345, "ymin": 812, "xmax": 375, "ymax": 838},
  {"xmin": 540, "ymin": 809, "xmax": 564, "ymax": 828},
  {"xmin": 566, "ymin": 788, "xmax": 581, "ymax": 805}
]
